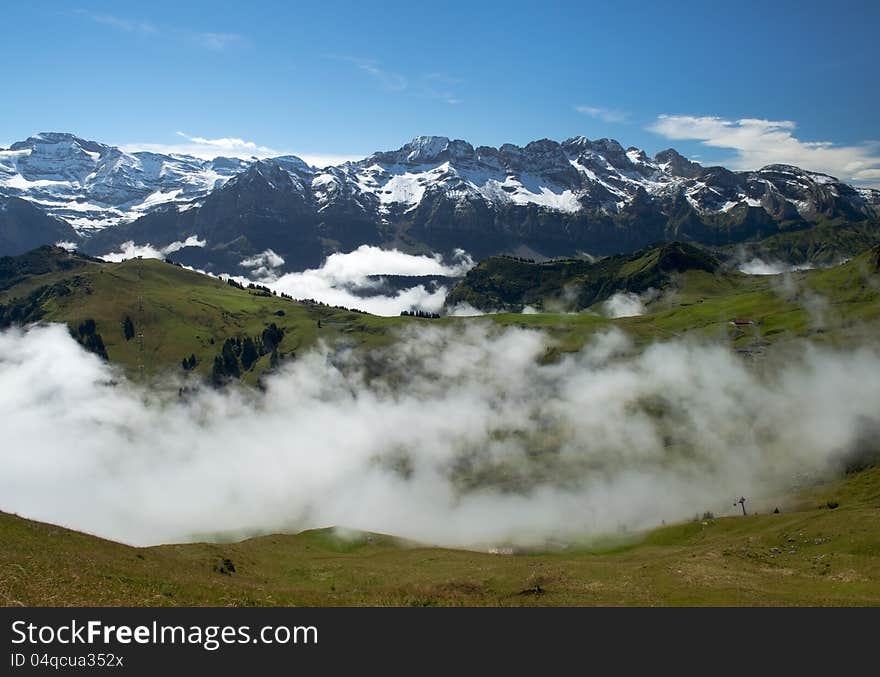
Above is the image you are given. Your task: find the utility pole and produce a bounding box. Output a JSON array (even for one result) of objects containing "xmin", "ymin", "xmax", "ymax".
[
  {"xmin": 136, "ymin": 257, "xmax": 146, "ymax": 383},
  {"xmin": 735, "ymin": 496, "xmax": 747, "ymax": 516}
]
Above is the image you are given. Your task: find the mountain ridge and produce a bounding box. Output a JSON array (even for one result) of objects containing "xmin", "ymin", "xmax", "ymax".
[{"xmin": 3, "ymin": 131, "xmax": 879, "ymax": 270}]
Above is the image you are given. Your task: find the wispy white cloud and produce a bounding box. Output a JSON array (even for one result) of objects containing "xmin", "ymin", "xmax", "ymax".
[
  {"xmin": 175, "ymin": 131, "xmax": 275, "ymax": 155},
  {"xmin": 78, "ymin": 10, "xmax": 242, "ymax": 50},
  {"xmin": 649, "ymin": 114, "xmax": 880, "ymax": 186},
  {"xmin": 421, "ymin": 73, "xmax": 461, "ymax": 105},
  {"xmin": 98, "ymin": 236, "xmax": 207, "ymax": 263},
  {"xmin": 341, "ymin": 57, "xmax": 407, "ymax": 91},
  {"xmin": 122, "ymin": 132, "xmax": 361, "ymax": 166},
  {"xmin": 295, "ymin": 153, "xmax": 363, "ymax": 168},
  {"xmin": 575, "ymin": 105, "xmax": 630, "ymax": 124},
  {"xmin": 335, "ymin": 58, "xmax": 462, "ymax": 104},
  {"xmin": 77, "ymin": 10, "xmax": 157, "ymax": 34},
  {"xmin": 191, "ymin": 32, "xmax": 242, "ymax": 50},
  {"xmin": 122, "ymin": 132, "xmax": 279, "ymax": 160},
  {"xmin": 421, "ymin": 87, "xmax": 460, "ymax": 105},
  {"xmin": 259, "ymin": 245, "xmax": 475, "ymax": 315}
]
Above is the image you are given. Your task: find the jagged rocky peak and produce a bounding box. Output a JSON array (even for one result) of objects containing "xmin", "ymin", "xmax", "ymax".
[
  {"xmin": 757, "ymin": 164, "xmax": 839, "ymax": 185},
  {"xmin": 272, "ymin": 155, "xmax": 314, "ymax": 175},
  {"xmin": 210, "ymin": 156, "xmax": 252, "ymax": 172},
  {"xmin": 404, "ymin": 135, "xmax": 451, "ymax": 163},
  {"xmin": 447, "ymin": 139, "xmax": 476, "ymax": 160},
  {"xmin": 7, "ymin": 132, "xmax": 110, "ymax": 183},
  {"xmin": 522, "ymin": 138, "xmax": 568, "ymax": 162},
  {"xmin": 586, "ymin": 138, "xmax": 631, "ymax": 169},
  {"xmin": 560, "ymin": 135, "xmax": 593, "ymax": 155},
  {"xmin": 234, "ymin": 159, "xmax": 299, "ymax": 190},
  {"xmin": 10, "ymin": 131, "xmax": 108, "ymax": 154},
  {"xmin": 590, "ymin": 137, "xmax": 625, "ymax": 154},
  {"xmin": 654, "ymin": 148, "xmax": 704, "ymax": 178},
  {"xmin": 626, "ymin": 147, "xmax": 650, "ymax": 163},
  {"xmin": 365, "ymin": 135, "xmax": 450, "ymax": 166},
  {"xmin": 561, "ymin": 136, "xmax": 639, "ymax": 171},
  {"xmin": 3, "ymin": 130, "xmax": 878, "ymax": 258}
]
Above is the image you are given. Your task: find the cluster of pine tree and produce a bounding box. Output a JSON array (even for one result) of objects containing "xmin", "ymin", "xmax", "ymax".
[
  {"xmin": 211, "ymin": 323, "xmax": 286, "ymax": 384},
  {"xmin": 71, "ymin": 318, "xmax": 108, "ymax": 359},
  {"xmin": 246, "ymin": 282, "xmax": 274, "ymax": 297},
  {"xmin": 298, "ymin": 298, "xmax": 367, "ymax": 314},
  {"xmin": 122, "ymin": 315, "xmax": 135, "ymax": 341},
  {"xmin": 400, "ymin": 309, "xmax": 441, "ymax": 318},
  {"xmin": 181, "ymin": 353, "xmax": 197, "ymax": 371},
  {"xmin": 496, "ymin": 254, "xmax": 580, "ymax": 264}
]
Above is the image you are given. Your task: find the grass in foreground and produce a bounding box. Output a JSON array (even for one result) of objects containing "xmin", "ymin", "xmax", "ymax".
[{"xmin": 2, "ymin": 466, "xmax": 878, "ymax": 607}]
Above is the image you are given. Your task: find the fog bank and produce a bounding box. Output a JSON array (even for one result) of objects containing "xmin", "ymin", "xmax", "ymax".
[{"xmin": 2, "ymin": 323, "xmax": 878, "ymax": 548}]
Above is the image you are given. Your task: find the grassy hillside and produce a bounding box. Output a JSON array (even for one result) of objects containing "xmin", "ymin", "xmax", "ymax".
[
  {"xmin": 0, "ymin": 247, "xmax": 408, "ymax": 384},
  {"xmin": 2, "ymin": 243, "xmax": 879, "ymax": 382},
  {"xmin": 445, "ymin": 241, "xmax": 723, "ymax": 312},
  {"xmin": 2, "ymin": 465, "xmax": 878, "ymax": 606},
  {"xmin": 473, "ymin": 244, "xmax": 880, "ymax": 358},
  {"xmin": 719, "ymin": 218, "xmax": 880, "ymax": 266}
]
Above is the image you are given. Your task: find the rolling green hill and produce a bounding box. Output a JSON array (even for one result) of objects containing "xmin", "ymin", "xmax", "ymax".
[
  {"xmin": 0, "ymin": 246, "xmax": 405, "ymax": 384},
  {"xmin": 445, "ymin": 241, "xmax": 728, "ymax": 312},
  {"xmin": 2, "ymin": 242, "xmax": 880, "ymax": 383},
  {"xmin": 475, "ymin": 243, "xmax": 880, "ymax": 356},
  {"xmin": 720, "ymin": 219, "xmax": 880, "ymax": 266}
]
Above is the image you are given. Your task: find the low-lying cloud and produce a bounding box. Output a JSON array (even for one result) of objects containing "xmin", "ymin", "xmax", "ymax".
[
  {"xmin": 99, "ymin": 236, "xmax": 206, "ymax": 262},
  {"xmin": 260, "ymin": 246, "xmax": 474, "ymax": 316},
  {"xmin": 240, "ymin": 249, "xmax": 286, "ymax": 279},
  {"xmin": 603, "ymin": 292, "xmax": 646, "ymax": 318},
  {"xmin": 574, "ymin": 104, "xmax": 630, "ymax": 124},
  {"xmin": 2, "ymin": 323, "xmax": 878, "ymax": 549},
  {"xmin": 98, "ymin": 242, "xmax": 470, "ymax": 316},
  {"xmin": 737, "ymin": 257, "xmax": 828, "ymax": 275},
  {"xmin": 602, "ymin": 288, "xmax": 660, "ymax": 318}
]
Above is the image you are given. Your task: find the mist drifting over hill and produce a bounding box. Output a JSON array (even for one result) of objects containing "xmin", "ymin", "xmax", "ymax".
[{"xmin": 1, "ymin": 322, "xmax": 879, "ymax": 548}]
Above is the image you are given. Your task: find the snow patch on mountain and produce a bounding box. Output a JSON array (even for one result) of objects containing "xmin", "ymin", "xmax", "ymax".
[
  {"xmin": 0, "ymin": 133, "xmax": 248, "ymax": 233},
  {"xmin": 3, "ymin": 132, "xmax": 879, "ymax": 239}
]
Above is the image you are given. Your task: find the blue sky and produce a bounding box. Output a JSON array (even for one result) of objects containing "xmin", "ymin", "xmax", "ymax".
[{"xmin": 3, "ymin": 1, "xmax": 879, "ymax": 183}]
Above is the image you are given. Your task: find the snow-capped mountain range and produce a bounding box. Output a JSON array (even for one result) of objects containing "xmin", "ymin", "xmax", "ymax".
[
  {"xmin": 2, "ymin": 131, "xmax": 879, "ymax": 267},
  {"xmin": 0, "ymin": 132, "xmax": 249, "ymax": 230}
]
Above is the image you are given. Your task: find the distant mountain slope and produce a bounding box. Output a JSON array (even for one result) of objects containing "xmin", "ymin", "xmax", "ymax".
[
  {"xmin": 720, "ymin": 218, "xmax": 880, "ymax": 266},
  {"xmin": 82, "ymin": 159, "xmax": 382, "ymax": 271},
  {"xmin": 445, "ymin": 242, "xmax": 724, "ymax": 312},
  {"xmin": 0, "ymin": 197, "xmax": 79, "ymax": 257}
]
